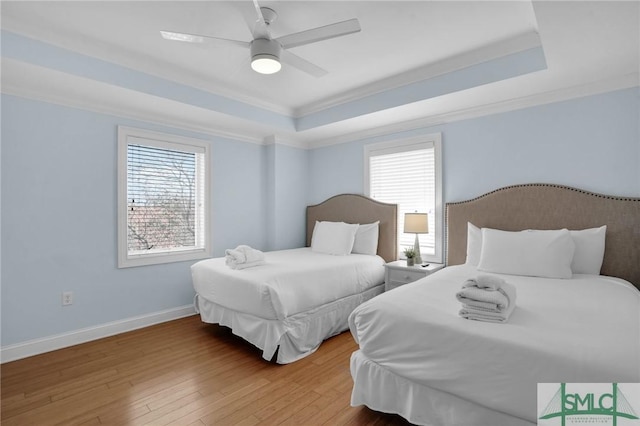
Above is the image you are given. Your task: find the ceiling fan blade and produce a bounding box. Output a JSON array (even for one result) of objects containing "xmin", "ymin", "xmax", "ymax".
[
  {"xmin": 160, "ymin": 31, "xmax": 249, "ymax": 48},
  {"xmin": 280, "ymin": 49, "xmax": 328, "ymax": 78},
  {"xmin": 276, "ymin": 18, "xmax": 361, "ymax": 49}
]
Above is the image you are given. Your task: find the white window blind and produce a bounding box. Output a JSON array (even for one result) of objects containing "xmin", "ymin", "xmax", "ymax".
[
  {"xmin": 365, "ymin": 134, "xmax": 443, "ymax": 262},
  {"xmin": 118, "ymin": 127, "xmax": 211, "ymax": 268}
]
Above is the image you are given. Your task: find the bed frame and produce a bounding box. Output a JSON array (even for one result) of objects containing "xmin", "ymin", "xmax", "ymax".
[
  {"xmin": 446, "ymin": 183, "xmax": 640, "ymax": 287},
  {"xmin": 306, "ymin": 194, "xmax": 398, "ymax": 262}
]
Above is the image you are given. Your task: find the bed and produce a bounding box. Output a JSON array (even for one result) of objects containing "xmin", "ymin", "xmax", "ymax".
[
  {"xmin": 192, "ymin": 193, "xmax": 397, "ymax": 364},
  {"xmin": 348, "ymin": 183, "xmax": 640, "ymax": 426}
]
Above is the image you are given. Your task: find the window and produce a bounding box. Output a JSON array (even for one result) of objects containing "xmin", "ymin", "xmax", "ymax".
[
  {"xmin": 117, "ymin": 126, "xmax": 211, "ymax": 268},
  {"xmin": 364, "ymin": 134, "xmax": 443, "ymax": 263}
]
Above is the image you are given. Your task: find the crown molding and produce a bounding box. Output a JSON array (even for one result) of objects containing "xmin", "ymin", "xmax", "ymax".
[
  {"xmin": 2, "ymin": 82, "xmax": 268, "ymax": 146},
  {"xmin": 3, "ymin": 58, "xmax": 636, "ymax": 152},
  {"xmin": 262, "ymin": 134, "xmax": 307, "ymax": 149},
  {"xmin": 1, "ymin": 58, "xmax": 270, "ymax": 146},
  {"xmin": 306, "ymin": 73, "xmax": 639, "ymax": 149},
  {"xmin": 293, "ymin": 31, "xmax": 543, "ymax": 119}
]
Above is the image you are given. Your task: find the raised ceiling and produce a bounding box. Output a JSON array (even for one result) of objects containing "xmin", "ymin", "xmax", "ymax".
[{"xmin": 1, "ymin": 1, "xmax": 638, "ymax": 147}]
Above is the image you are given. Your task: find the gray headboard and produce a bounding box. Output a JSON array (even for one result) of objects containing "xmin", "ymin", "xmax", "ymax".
[
  {"xmin": 306, "ymin": 194, "xmax": 397, "ymax": 263},
  {"xmin": 446, "ymin": 183, "xmax": 640, "ymax": 288}
]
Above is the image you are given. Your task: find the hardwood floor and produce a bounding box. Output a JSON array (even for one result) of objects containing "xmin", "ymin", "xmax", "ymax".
[{"xmin": 1, "ymin": 315, "xmax": 411, "ymax": 425}]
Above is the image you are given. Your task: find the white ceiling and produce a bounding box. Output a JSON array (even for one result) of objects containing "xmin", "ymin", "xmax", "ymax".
[{"xmin": 1, "ymin": 1, "xmax": 638, "ymax": 147}]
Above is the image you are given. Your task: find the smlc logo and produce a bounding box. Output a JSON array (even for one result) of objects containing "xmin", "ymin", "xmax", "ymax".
[{"xmin": 539, "ymin": 383, "xmax": 639, "ymax": 426}]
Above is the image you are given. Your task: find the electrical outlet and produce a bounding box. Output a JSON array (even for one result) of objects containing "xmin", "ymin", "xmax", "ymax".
[{"xmin": 62, "ymin": 291, "xmax": 73, "ymax": 306}]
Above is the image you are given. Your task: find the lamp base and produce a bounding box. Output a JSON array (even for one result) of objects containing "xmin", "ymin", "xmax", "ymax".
[{"xmin": 413, "ymin": 233, "xmax": 422, "ymax": 265}]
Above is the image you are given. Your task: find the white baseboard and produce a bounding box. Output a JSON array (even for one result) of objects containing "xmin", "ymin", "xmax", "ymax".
[{"xmin": 0, "ymin": 305, "xmax": 197, "ymax": 363}]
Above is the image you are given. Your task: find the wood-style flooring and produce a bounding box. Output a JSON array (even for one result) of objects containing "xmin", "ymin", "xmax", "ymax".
[{"xmin": 1, "ymin": 315, "xmax": 410, "ymax": 425}]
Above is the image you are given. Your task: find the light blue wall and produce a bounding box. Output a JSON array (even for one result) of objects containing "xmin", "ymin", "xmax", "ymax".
[
  {"xmin": 442, "ymin": 87, "xmax": 640, "ymax": 201},
  {"xmin": 0, "ymin": 95, "xmax": 275, "ymax": 346},
  {"xmin": 309, "ymin": 140, "xmax": 367, "ymax": 204},
  {"xmin": 265, "ymin": 143, "xmax": 309, "ymax": 250},
  {"xmin": 310, "ymin": 87, "xmax": 640, "ymax": 205},
  {"xmin": 211, "ymin": 137, "xmax": 269, "ymax": 252}
]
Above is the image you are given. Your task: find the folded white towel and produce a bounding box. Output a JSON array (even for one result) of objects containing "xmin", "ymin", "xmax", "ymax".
[
  {"xmin": 456, "ymin": 278, "xmax": 517, "ymax": 313},
  {"xmin": 459, "ymin": 302, "xmax": 516, "ymax": 323},
  {"xmin": 225, "ymin": 245, "xmax": 266, "ymax": 270}
]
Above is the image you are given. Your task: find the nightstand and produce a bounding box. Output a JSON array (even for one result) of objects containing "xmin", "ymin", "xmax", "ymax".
[{"xmin": 384, "ymin": 260, "xmax": 444, "ymax": 292}]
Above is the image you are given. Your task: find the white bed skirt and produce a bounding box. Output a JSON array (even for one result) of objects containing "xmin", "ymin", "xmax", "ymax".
[
  {"xmin": 350, "ymin": 350, "xmax": 535, "ymax": 426},
  {"xmin": 195, "ymin": 284, "xmax": 384, "ymax": 364}
]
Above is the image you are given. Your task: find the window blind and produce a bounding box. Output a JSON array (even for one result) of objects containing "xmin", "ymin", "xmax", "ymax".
[
  {"xmin": 368, "ymin": 144, "xmax": 436, "ymax": 257},
  {"xmin": 127, "ymin": 143, "xmax": 206, "ymax": 254}
]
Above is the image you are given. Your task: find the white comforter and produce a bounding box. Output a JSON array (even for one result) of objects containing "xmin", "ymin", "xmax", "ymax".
[
  {"xmin": 192, "ymin": 248, "xmax": 385, "ymax": 320},
  {"xmin": 349, "ymin": 264, "xmax": 640, "ymax": 423}
]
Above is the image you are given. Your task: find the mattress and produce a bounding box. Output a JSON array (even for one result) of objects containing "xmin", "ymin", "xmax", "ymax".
[
  {"xmin": 348, "ymin": 264, "xmax": 640, "ymax": 423},
  {"xmin": 192, "ymin": 247, "xmax": 385, "ymax": 320}
]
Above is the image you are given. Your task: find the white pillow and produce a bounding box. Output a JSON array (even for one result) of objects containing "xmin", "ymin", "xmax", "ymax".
[
  {"xmin": 311, "ymin": 221, "xmax": 358, "ymax": 256},
  {"xmin": 570, "ymin": 225, "xmax": 606, "ymax": 275},
  {"xmin": 465, "ymin": 222, "xmax": 482, "ymax": 266},
  {"xmin": 352, "ymin": 221, "xmax": 379, "ymax": 255},
  {"xmin": 477, "ymin": 228, "xmax": 575, "ymax": 278}
]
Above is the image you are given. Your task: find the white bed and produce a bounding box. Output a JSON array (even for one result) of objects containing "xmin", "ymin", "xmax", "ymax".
[
  {"xmin": 193, "ymin": 248, "xmax": 385, "ymax": 363},
  {"xmin": 349, "ymin": 264, "xmax": 640, "ymax": 425},
  {"xmin": 348, "ymin": 184, "xmax": 640, "ymax": 426},
  {"xmin": 192, "ymin": 194, "xmax": 397, "ymax": 364}
]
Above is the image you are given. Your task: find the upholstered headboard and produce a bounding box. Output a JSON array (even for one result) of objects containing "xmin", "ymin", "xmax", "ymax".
[
  {"xmin": 306, "ymin": 194, "xmax": 397, "ymax": 263},
  {"xmin": 446, "ymin": 184, "xmax": 640, "ymax": 287}
]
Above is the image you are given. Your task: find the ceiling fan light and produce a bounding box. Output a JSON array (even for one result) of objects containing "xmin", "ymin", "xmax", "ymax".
[{"xmin": 251, "ymin": 54, "xmax": 281, "ymax": 74}]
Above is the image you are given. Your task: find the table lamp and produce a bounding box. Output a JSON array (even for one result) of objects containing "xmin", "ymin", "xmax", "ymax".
[{"xmin": 404, "ymin": 212, "xmax": 429, "ymax": 264}]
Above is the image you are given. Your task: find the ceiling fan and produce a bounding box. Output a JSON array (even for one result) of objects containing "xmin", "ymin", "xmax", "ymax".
[{"xmin": 160, "ymin": 0, "xmax": 361, "ymax": 77}]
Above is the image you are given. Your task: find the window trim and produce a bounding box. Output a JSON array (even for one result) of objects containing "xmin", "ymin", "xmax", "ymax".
[
  {"xmin": 117, "ymin": 126, "xmax": 212, "ymax": 268},
  {"xmin": 364, "ymin": 133, "xmax": 443, "ymax": 263}
]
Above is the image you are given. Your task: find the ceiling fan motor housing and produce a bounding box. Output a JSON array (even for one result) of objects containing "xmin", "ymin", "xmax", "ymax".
[
  {"xmin": 250, "ymin": 38, "xmax": 281, "ymax": 61},
  {"xmin": 250, "ymin": 38, "xmax": 283, "ymax": 74}
]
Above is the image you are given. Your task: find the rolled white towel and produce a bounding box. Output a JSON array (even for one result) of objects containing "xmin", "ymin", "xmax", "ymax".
[
  {"xmin": 225, "ymin": 245, "xmax": 266, "ymax": 269},
  {"xmin": 236, "ymin": 245, "xmax": 265, "ymax": 263},
  {"xmin": 225, "ymin": 248, "xmax": 246, "ymax": 264}
]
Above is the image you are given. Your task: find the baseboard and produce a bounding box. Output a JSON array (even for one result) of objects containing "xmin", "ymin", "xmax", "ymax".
[{"xmin": 0, "ymin": 304, "xmax": 197, "ymax": 363}]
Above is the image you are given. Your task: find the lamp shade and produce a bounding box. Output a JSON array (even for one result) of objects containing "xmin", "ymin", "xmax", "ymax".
[{"xmin": 404, "ymin": 212, "xmax": 429, "ymax": 234}]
